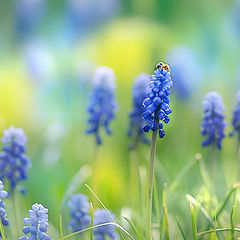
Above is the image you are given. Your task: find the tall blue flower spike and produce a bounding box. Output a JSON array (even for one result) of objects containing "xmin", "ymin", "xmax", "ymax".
[
  {"xmin": 230, "ymin": 91, "xmax": 240, "ymax": 138},
  {"xmin": 128, "ymin": 73, "xmax": 150, "ymax": 148},
  {"xmin": 93, "ymin": 209, "xmax": 117, "ymax": 240},
  {"xmin": 68, "ymin": 194, "xmax": 91, "ymax": 233},
  {"xmin": 201, "ymin": 91, "xmax": 227, "ymax": 149},
  {"xmin": 142, "ymin": 62, "xmax": 173, "ymax": 138},
  {"xmin": 166, "ymin": 46, "xmax": 202, "ymax": 100},
  {"xmin": 0, "ymin": 181, "xmax": 9, "ymax": 227},
  {"xmin": 19, "ymin": 203, "xmax": 50, "ymax": 240},
  {"xmin": 0, "ymin": 126, "xmax": 31, "ymax": 189},
  {"xmin": 86, "ymin": 66, "xmax": 118, "ymax": 145}
]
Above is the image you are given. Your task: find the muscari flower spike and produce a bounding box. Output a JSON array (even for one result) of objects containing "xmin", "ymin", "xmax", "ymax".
[
  {"xmin": 86, "ymin": 66, "xmax": 118, "ymax": 145},
  {"xmin": 128, "ymin": 73, "xmax": 150, "ymax": 148},
  {"xmin": 166, "ymin": 46, "xmax": 202, "ymax": 100},
  {"xmin": 0, "ymin": 180, "xmax": 9, "ymax": 227},
  {"xmin": 19, "ymin": 203, "xmax": 50, "ymax": 240},
  {"xmin": 93, "ymin": 209, "xmax": 117, "ymax": 240},
  {"xmin": 0, "ymin": 126, "xmax": 31, "ymax": 189},
  {"xmin": 230, "ymin": 91, "xmax": 240, "ymax": 138},
  {"xmin": 68, "ymin": 194, "xmax": 91, "ymax": 233},
  {"xmin": 201, "ymin": 91, "xmax": 227, "ymax": 149},
  {"xmin": 142, "ymin": 62, "xmax": 173, "ymax": 138}
]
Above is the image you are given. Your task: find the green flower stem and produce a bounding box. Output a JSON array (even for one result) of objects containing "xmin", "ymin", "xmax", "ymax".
[
  {"xmin": 236, "ymin": 137, "xmax": 240, "ymax": 180},
  {"xmin": 146, "ymin": 129, "xmax": 158, "ymax": 240},
  {"xmin": 130, "ymin": 149, "xmax": 141, "ymax": 212},
  {"xmin": 210, "ymin": 144, "xmax": 217, "ymax": 191},
  {"xmin": 11, "ymin": 190, "xmax": 19, "ymax": 238}
]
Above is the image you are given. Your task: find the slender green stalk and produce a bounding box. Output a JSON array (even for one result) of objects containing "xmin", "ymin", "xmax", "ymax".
[
  {"xmin": 130, "ymin": 149, "xmax": 141, "ymax": 212},
  {"xmin": 236, "ymin": 137, "xmax": 240, "ymax": 180},
  {"xmin": 210, "ymin": 144, "xmax": 217, "ymax": 190},
  {"xmin": 146, "ymin": 130, "xmax": 158, "ymax": 240},
  {"xmin": 230, "ymin": 205, "xmax": 235, "ymax": 240},
  {"xmin": 163, "ymin": 205, "xmax": 169, "ymax": 240},
  {"xmin": 189, "ymin": 203, "xmax": 197, "ymax": 240},
  {"xmin": 176, "ymin": 218, "xmax": 188, "ymax": 240},
  {"xmin": 11, "ymin": 189, "xmax": 20, "ymax": 237},
  {"xmin": 59, "ymin": 215, "xmax": 63, "ymax": 238},
  {"xmin": 197, "ymin": 227, "xmax": 240, "ymax": 237},
  {"xmin": 0, "ymin": 218, "xmax": 7, "ymax": 240},
  {"xmin": 90, "ymin": 202, "xmax": 94, "ymax": 240},
  {"xmin": 55, "ymin": 222, "xmax": 136, "ymax": 240}
]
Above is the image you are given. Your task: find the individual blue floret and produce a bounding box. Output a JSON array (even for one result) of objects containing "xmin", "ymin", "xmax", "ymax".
[
  {"xmin": 86, "ymin": 66, "xmax": 118, "ymax": 145},
  {"xmin": 93, "ymin": 209, "xmax": 117, "ymax": 240},
  {"xmin": 230, "ymin": 91, "xmax": 240, "ymax": 138},
  {"xmin": 128, "ymin": 73, "xmax": 150, "ymax": 148},
  {"xmin": 142, "ymin": 62, "xmax": 173, "ymax": 138},
  {"xmin": 68, "ymin": 194, "xmax": 91, "ymax": 233},
  {"xmin": 19, "ymin": 203, "xmax": 50, "ymax": 240},
  {"xmin": 0, "ymin": 180, "xmax": 9, "ymax": 227},
  {"xmin": 0, "ymin": 126, "xmax": 31, "ymax": 189},
  {"xmin": 201, "ymin": 91, "xmax": 227, "ymax": 149}
]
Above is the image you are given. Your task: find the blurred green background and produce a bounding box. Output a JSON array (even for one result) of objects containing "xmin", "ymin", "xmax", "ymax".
[{"xmin": 0, "ymin": 0, "xmax": 240, "ymax": 238}]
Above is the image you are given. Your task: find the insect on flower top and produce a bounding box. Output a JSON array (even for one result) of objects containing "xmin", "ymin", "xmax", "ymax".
[
  {"xmin": 201, "ymin": 91, "xmax": 227, "ymax": 149},
  {"xmin": 142, "ymin": 62, "xmax": 173, "ymax": 138},
  {"xmin": 19, "ymin": 203, "xmax": 50, "ymax": 240},
  {"xmin": 68, "ymin": 194, "xmax": 91, "ymax": 233},
  {"xmin": 0, "ymin": 180, "xmax": 9, "ymax": 227},
  {"xmin": 0, "ymin": 126, "xmax": 31, "ymax": 189},
  {"xmin": 128, "ymin": 73, "xmax": 150, "ymax": 148},
  {"xmin": 86, "ymin": 66, "xmax": 118, "ymax": 145}
]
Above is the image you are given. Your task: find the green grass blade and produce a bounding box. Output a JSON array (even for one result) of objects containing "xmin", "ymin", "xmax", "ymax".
[
  {"xmin": 85, "ymin": 184, "xmax": 132, "ymax": 240},
  {"xmin": 176, "ymin": 218, "xmax": 188, "ymax": 240},
  {"xmin": 154, "ymin": 177, "xmax": 160, "ymax": 226},
  {"xmin": 169, "ymin": 154, "xmax": 199, "ymax": 192},
  {"xmin": 90, "ymin": 202, "xmax": 94, "ymax": 240},
  {"xmin": 163, "ymin": 205, "xmax": 169, "ymax": 240},
  {"xmin": 230, "ymin": 205, "xmax": 235, "ymax": 240},
  {"xmin": 189, "ymin": 203, "xmax": 197, "ymax": 240},
  {"xmin": 0, "ymin": 218, "xmax": 7, "ymax": 240},
  {"xmin": 215, "ymin": 182, "xmax": 240, "ymax": 220},
  {"xmin": 55, "ymin": 222, "xmax": 136, "ymax": 240},
  {"xmin": 59, "ymin": 215, "xmax": 63, "ymax": 237},
  {"xmin": 123, "ymin": 217, "xmax": 141, "ymax": 240},
  {"xmin": 197, "ymin": 227, "xmax": 240, "ymax": 237}
]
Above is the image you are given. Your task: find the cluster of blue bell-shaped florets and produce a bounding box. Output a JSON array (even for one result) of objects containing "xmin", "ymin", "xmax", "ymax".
[{"xmin": 142, "ymin": 62, "xmax": 173, "ymax": 138}]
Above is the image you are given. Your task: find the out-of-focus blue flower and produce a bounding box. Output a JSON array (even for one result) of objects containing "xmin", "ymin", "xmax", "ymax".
[
  {"xmin": 0, "ymin": 181, "xmax": 9, "ymax": 227},
  {"xmin": 230, "ymin": 91, "xmax": 240, "ymax": 138},
  {"xmin": 24, "ymin": 40, "xmax": 54, "ymax": 83},
  {"xmin": 201, "ymin": 92, "xmax": 227, "ymax": 149},
  {"xmin": 86, "ymin": 66, "xmax": 118, "ymax": 145},
  {"xmin": 0, "ymin": 126, "xmax": 31, "ymax": 189},
  {"xmin": 166, "ymin": 46, "xmax": 202, "ymax": 100},
  {"xmin": 93, "ymin": 209, "xmax": 117, "ymax": 240},
  {"xmin": 68, "ymin": 194, "xmax": 91, "ymax": 233},
  {"xmin": 19, "ymin": 203, "xmax": 50, "ymax": 240},
  {"xmin": 142, "ymin": 62, "xmax": 173, "ymax": 138},
  {"xmin": 128, "ymin": 73, "xmax": 150, "ymax": 148},
  {"xmin": 66, "ymin": 0, "xmax": 120, "ymax": 37},
  {"xmin": 14, "ymin": 0, "xmax": 45, "ymax": 39}
]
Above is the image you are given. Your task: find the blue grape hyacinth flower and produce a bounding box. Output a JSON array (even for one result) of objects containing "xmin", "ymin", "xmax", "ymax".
[
  {"xmin": 86, "ymin": 66, "xmax": 118, "ymax": 145},
  {"xmin": 142, "ymin": 62, "xmax": 173, "ymax": 138},
  {"xmin": 19, "ymin": 203, "xmax": 50, "ymax": 240},
  {"xmin": 128, "ymin": 73, "xmax": 150, "ymax": 148},
  {"xmin": 93, "ymin": 209, "xmax": 117, "ymax": 240},
  {"xmin": 0, "ymin": 180, "xmax": 9, "ymax": 227},
  {"xmin": 201, "ymin": 91, "xmax": 227, "ymax": 149},
  {"xmin": 68, "ymin": 194, "xmax": 91, "ymax": 233},
  {"xmin": 230, "ymin": 91, "xmax": 240, "ymax": 138},
  {"xmin": 166, "ymin": 46, "xmax": 202, "ymax": 100},
  {"xmin": 0, "ymin": 126, "xmax": 31, "ymax": 189}
]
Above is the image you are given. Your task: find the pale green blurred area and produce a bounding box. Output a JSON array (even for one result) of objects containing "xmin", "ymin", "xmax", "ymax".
[{"xmin": 0, "ymin": 0, "xmax": 240, "ymax": 237}]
